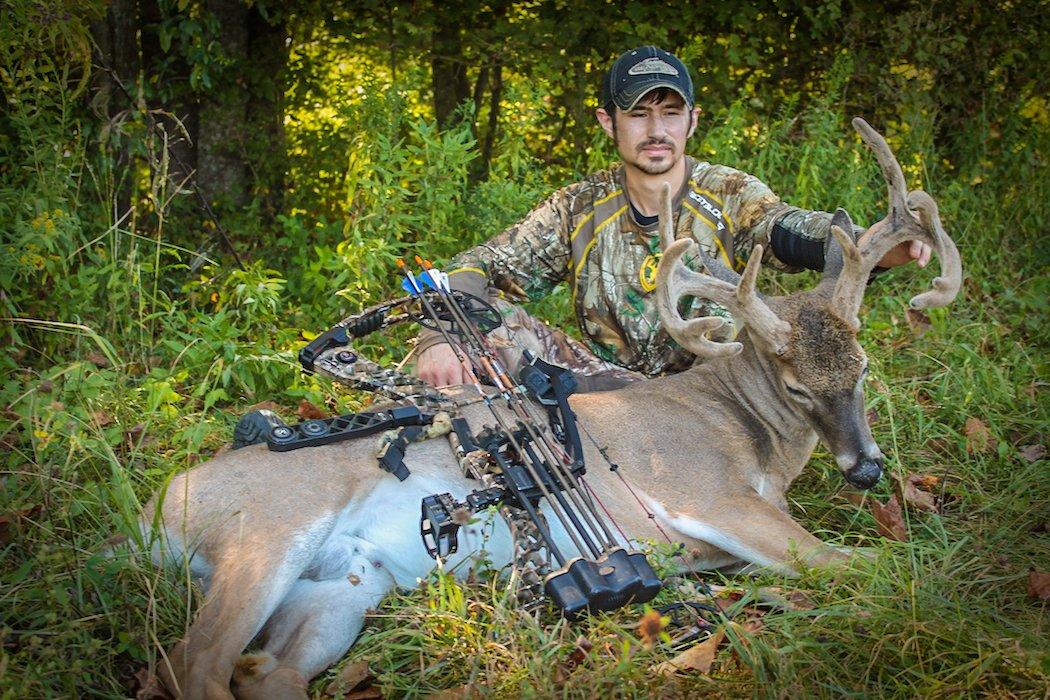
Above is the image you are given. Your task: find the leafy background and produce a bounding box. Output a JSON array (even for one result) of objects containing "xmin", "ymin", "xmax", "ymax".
[{"xmin": 0, "ymin": 0, "xmax": 1047, "ymax": 696}]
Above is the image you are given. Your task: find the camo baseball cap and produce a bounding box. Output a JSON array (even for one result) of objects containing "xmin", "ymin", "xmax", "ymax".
[{"xmin": 602, "ymin": 46, "xmax": 694, "ymax": 111}]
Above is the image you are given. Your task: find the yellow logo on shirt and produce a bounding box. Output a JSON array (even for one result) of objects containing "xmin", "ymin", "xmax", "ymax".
[{"xmin": 639, "ymin": 254, "xmax": 659, "ymax": 293}]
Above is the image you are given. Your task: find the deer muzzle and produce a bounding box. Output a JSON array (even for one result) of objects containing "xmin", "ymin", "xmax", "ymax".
[{"xmin": 844, "ymin": 455, "xmax": 884, "ymax": 489}]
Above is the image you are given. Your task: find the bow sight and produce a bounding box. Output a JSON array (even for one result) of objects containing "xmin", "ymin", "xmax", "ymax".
[{"xmin": 233, "ymin": 261, "xmax": 662, "ymax": 618}]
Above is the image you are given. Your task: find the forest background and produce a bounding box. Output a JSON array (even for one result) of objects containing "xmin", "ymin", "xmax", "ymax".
[{"xmin": 1, "ymin": 0, "xmax": 1047, "ymax": 696}]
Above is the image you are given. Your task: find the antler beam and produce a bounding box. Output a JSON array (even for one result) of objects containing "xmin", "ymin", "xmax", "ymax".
[
  {"xmin": 830, "ymin": 119, "xmax": 963, "ymax": 323},
  {"xmin": 654, "ymin": 184, "xmax": 791, "ymax": 358}
]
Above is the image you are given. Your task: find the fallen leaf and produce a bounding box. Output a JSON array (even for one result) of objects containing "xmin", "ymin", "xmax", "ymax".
[
  {"xmin": 297, "ymin": 399, "xmax": 328, "ymax": 420},
  {"xmin": 963, "ymin": 417, "xmax": 992, "ymax": 454},
  {"xmin": 754, "ymin": 586, "xmax": 815, "ymax": 611},
  {"xmin": 1028, "ymin": 570, "xmax": 1050, "ymax": 600},
  {"xmin": 905, "ymin": 308, "xmax": 931, "ymax": 337},
  {"xmin": 742, "ymin": 615, "xmax": 765, "ymax": 634},
  {"xmin": 0, "ymin": 505, "xmax": 43, "ymax": 545},
  {"xmin": 39, "ymin": 379, "xmax": 53, "ymax": 393},
  {"xmin": 1018, "ymin": 444, "xmax": 1045, "ymax": 462},
  {"xmin": 866, "ymin": 408, "xmax": 879, "ymax": 426},
  {"xmin": 87, "ymin": 351, "xmax": 109, "ymax": 368},
  {"xmin": 871, "ymin": 494, "xmax": 908, "ymax": 542},
  {"xmin": 902, "ymin": 473, "xmax": 939, "ymax": 513},
  {"xmin": 347, "ymin": 573, "xmax": 361, "ymax": 585},
  {"xmin": 324, "ymin": 660, "xmax": 371, "ymax": 697},
  {"xmin": 638, "ymin": 609, "xmax": 664, "ymax": 648},
  {"xmin": 566, "ymin": 635, "xmax": 593, "ymax": 666},
  {"xmin": 91, "ymin": 410, "xmax": 114, "ymax": 427},
  {"xmin": 424, "ymin": 687, "xmax": 474, "ymax": 700},
  {"xmin": 134, "ymin": 667, "xmax": 172, "ymax": 699},
  {"xmin": 651, "ymin": 628, "xmax": 725, "ymax": 675}
]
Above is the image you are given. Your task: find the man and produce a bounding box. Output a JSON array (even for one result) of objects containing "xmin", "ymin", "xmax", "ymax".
[{"xmin": 416, "ymin": 46, "xmax": 929, "ymax": 389}]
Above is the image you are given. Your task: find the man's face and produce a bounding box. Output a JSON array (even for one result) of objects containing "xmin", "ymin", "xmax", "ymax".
[{"xmin": 597, "ymin": 92, "xmax": 698, "ymax": 176}]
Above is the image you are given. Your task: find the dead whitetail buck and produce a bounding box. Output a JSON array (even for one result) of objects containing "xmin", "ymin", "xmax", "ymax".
[{"xmin": 144, "ymin": 119, "xmax": 961, "ymax": 698}]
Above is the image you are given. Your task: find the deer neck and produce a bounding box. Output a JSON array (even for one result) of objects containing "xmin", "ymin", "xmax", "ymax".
[{"xmin": 679, "ymin": 332, "xmax": 817, "ymax": 465}]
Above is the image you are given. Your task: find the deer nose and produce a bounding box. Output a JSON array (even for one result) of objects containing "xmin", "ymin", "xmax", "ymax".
[{"xmin": 845, "ymin": 456, "xmax": 883, "ymax": 489}]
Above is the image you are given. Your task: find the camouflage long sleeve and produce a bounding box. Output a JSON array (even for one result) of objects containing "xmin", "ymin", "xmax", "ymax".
[
  {"xmin": 689, "ymin": 163, "xmax": 838, "ymax": 273},
  {"xmin": 443, "ymin": 189, "xmax": 574, "ymax": 302}
]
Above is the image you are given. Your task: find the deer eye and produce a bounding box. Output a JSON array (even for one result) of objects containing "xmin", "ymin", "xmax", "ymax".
[{"xmin": 784, "ymin": 383, "xmax": 811, "ymax": 401}]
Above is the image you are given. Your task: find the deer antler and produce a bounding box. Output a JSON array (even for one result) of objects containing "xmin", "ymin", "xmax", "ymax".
[
  {"xmin": 829, "ymin": 118, "xmax": 963, "ymax": 323},
  {"xmin": 654, "ymin": 184, "xmax": 791, "ymax": 358}
]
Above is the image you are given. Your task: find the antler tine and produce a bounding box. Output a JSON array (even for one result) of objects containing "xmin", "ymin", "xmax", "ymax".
[
  {"xmin": 656, "ymin": 238, "xmax": 792, "ymax": 358},
  {"xmin": 655, "ymin": 238, "xmax": 743, "ymax": 358},
  {"xmin": 658, "ymin": 182, "xmax": 675, "ymax": 252},
  {"xmin": 826, "ymin": 223, "xmax": 863, "ymax": 329},
  {"xmin": 852, "ymin": 117, "xmax": 910, "ymax": 229},
  {"xmin": 904, "ymin": 190, "xmax": 962, "ymax": 309}
]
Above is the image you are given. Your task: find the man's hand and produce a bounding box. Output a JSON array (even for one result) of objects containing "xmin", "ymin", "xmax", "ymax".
[
  {"xmin": 416, "ymin": 343, "xmax": 472, "ymax": 387},
  {"xmin": 857, "ymin": 218, "xmax": 932, "ymax": 269}
]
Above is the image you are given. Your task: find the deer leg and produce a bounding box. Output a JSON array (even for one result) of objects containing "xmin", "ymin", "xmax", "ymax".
[
  {"xmin": 669, "ymin": 493, "xmax": 848, "ymax": 574},
  {"xmin": 160, "ymin": 567, "xmax": 304, "ymax": 699},
  {"xmin": 159, "ymin": 525, "xmax": 332, "ymax": 700},
  {"xmin": 234, "ymin": 554, "xmax": 395, "ymax": 698}
]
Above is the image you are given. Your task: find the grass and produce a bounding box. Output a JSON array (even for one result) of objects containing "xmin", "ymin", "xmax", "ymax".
[{"xmin": 1, "ymin": 63, "xmax": 1047, "ymax": 699}]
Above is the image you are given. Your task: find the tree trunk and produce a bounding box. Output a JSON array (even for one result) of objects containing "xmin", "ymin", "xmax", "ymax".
[
  {"xmin": 139, "ymin": 0, "xmax": 198, "ymax": 189},
  {"xmin": 90, "ymin": 0, "xmax": 140, "ymax": 224},
  {"xmin": 430, "ymin": 19, "xmax": 470, "ymax": 130},
  {"xmin": 196, "ymin": 0, "xmax": 249, "ymax": 210},
  {"xmin": 246, "ymin": 5, "xmax": 288, "ymax": 220},
  {"xmin": 470, "ymin": 59, "xmax": 502, "ymax": 185}
]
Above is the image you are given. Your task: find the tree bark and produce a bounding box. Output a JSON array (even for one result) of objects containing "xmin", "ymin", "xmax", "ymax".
[
  {"xmin": 430, "ymin": 19, "xmax": 470, "ymax": 130},
  {"xmin": 246, "ymin": 5, "xmax": 288, "ymax": 219},
  {"xmin": 196, "ymin": 0, "xmax": 249, "ymax": 209},
  {"xmin": 470, "ymin": 59, "xmax": 502, "ymax": 185}
]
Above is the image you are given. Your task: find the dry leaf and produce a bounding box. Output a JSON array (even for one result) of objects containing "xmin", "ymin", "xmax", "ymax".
[
  {"xmin": 566, "ymin": 635, "xmax": 593, "ymax": 666},
  {"xmin": 424, "ymin": 687, "xmax": 475, "ymax": 700},
  {"xmin": 905, "ymin": 308, "xmax": 931, "ymax": 337},
  {"xmin": 963, "ymin": 417, "xmax": 992, "ymax": 454},
  {"xmin": 754, "ymin": 586, "xmax": 815, "ymax": 611},
  {"xmin": 347, "ymin": 573, "xmax": 361, "ymax": 586},
  {"xmin": 133, "ymin": 667, "xmax": 172, "ymax": 699},
  {"xmin": 871, "ymin": 494, "xmax": 908, "ymax": 541},
  {"xmin": 0, "ymin": 505, "xmax": 43, "ymax": 545},
  {"xmin": 742, "ymin": 615, "xmax": 765, "ymax": 634},
  {"xmin": 91, "ymin": 409, "xmax": 114, "ymax": 427},
  {"xmin": 1018, "ymin": 444, "xmax": 1045, "ymax": 462},
  {"xmin": 902, "ymin": 473, "xmax": 939, "ymax": 513},
  {"xmin": 1028, "ymin": 570, "xmax": 1050, "ymax": 600},
  {"xmin": 324, "ymin": 661, "xmax": 372, "ymax": 697},
  {"xmin": 87, "ymin": 351, "xmax": 110, "ymax": 368},
  {"xmin": 651, "ymin": 628, "xmax": 725, "ymax": 675},
  {"xmin": 638, "ymin": 609, "xmax": 664, "ymax": 648},
  {"xmin": 866, "ymin": 408, "xmax": 879, "ymax": 426},
  {"xmin": 297, "ymin": 399, "xmax": 328, "ymax": 420}
]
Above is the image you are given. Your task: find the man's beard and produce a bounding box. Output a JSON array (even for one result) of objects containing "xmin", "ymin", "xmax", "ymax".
[
  {"xmin": 632, "ymin": 157, "xmax": 675, "ymax": 175},
  {"xmin": 616, "ymin": 132, "xmax": 677, "ymax": 175}
]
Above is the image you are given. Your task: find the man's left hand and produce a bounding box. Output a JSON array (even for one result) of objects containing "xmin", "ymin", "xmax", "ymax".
[
  {"xmin": 876, "ymin": 238, "xmax": 932, "ymax": 268},
  {"xmin": 856, "ymin": 213, "xmax": 933, "ymax": 269}
]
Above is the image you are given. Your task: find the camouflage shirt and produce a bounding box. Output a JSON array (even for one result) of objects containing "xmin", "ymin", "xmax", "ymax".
[{"xmin": 438, "ymin": 157, "xmax": 837, "ymax": 376}]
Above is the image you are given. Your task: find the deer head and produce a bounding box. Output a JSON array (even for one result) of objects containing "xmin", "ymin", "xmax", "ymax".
[{"xmin": 654, "ymin": 119, "xmax": 961, "ymax": 489}]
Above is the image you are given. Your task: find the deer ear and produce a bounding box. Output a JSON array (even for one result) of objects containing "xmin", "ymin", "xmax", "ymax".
[
  {"xmin": 822, "ymin": 208, "xmax": 854, "ymax": 280},
  {"xmin": 830, "ymin": 208, "xmax": 855, "ymax": 239}
]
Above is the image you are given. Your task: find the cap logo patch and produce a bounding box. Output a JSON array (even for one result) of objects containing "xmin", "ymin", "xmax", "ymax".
[{"xmin": 628, "ymin": 57, "xmax": 678, "ymax": 76}]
